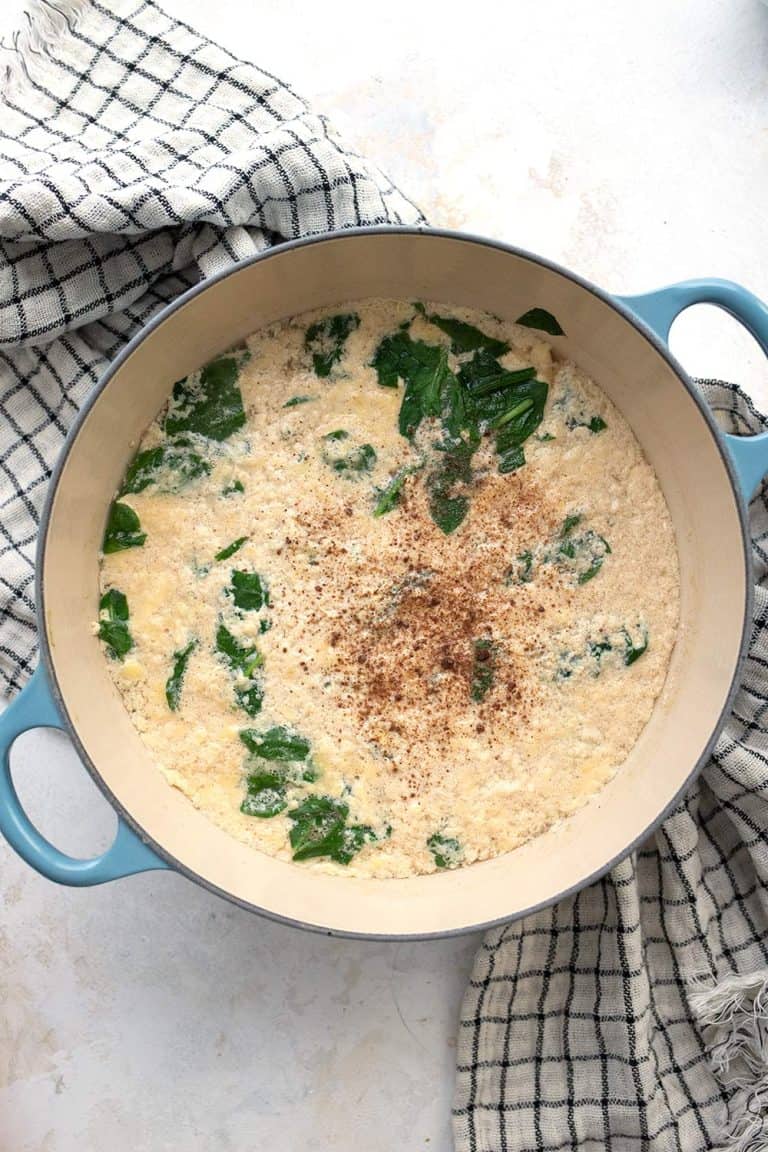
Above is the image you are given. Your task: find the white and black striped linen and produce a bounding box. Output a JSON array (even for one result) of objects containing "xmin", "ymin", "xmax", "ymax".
[
  {"xmin": 455, "ymin": 381, "xmax": 768, "ymax": 1152},
  {"xmin": 0, "ymin": 0, "xmax": 423, "ymax": 694},
  {"xmin": 2, "ymin": 6, "xmax": 767, "ymax": 1150}
]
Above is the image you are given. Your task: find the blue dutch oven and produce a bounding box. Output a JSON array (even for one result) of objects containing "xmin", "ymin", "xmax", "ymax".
[{"xmin": 1, "ymin": 229, "xmax": 767, "ymax": 938}]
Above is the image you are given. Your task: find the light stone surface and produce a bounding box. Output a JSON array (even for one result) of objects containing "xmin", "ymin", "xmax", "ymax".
[{"xmin": 1, "ymin": 1, "xmax": 767, "ymax": 1148}]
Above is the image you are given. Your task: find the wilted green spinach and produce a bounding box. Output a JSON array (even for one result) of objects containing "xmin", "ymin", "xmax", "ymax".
[
  {"xmin": 103, "ymin": 501, "xmax": 146, "ymax": 553},
  {"xmin": 164, "ymin": 351, "xmax": 248, "ymax": 442},
  {"xmin": 427, "ymin": 832, "xmax": 463, "ymax": 869},
  {"xmin": 98, "ymin": 588, "xmax": 133, "ymax": 660},
  {"xmin": 370, "ymin": 315, "xmax": 548, "ymax": 533},
  {"xmin": 215, "ymin": 536, "xmax": 248, "ymax": 563},
  {"xmin": 288, "ymin": 795, "xmax": 375, "ymax": 864},
  {"xmin": 165, "ymin": 639, "xmax": 197, "ymax": 710},
  {"xmin": 305, "ymin": 313, "xmax": 360, "ymax": 377},
  {"xmin": 121, "ymin": 438, "xmax": 211, "ymax": 495},
  {"xmin": 515, "ymin": 307, "xmax": 565, "ymax": 336},
  {"xmin": 216, "ymin": 623, "xmax": 264, "ymax": 716},
  {"xmin": 321, "ymin": 430, "xmax": 377, "ymax": 475},
  {"xmin": 238, "ymin": 726, "xmax": 315, "ymax": 819}
]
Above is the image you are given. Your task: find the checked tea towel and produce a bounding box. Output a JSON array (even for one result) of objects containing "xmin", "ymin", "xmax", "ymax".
[
  {"xmin": 454, "ymin": 382, "xmax": 768, "ymax": 1152},
  {"xmin": 2, "ymin": 5, "xmax": 768, "ymax": 1152},
  {"xmin": 0, "ymin": 0, "xmax": 423, "ymax": 694}
]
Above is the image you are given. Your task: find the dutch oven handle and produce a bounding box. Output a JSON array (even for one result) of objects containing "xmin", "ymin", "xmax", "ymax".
[
  {"xmin": 5, "ymin": 277, "xmax": 766, "ymax": 886},
  {"xmin": 0, "ymin": 663, "xmax": 168, "ymax": 885},
  {"xmin": 618, "ymin": 278, "xmax": 768, "ymax": 502}
]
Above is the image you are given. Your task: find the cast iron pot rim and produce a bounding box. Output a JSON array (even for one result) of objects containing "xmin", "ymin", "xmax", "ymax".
[{"xmin": 35, "ymin": 225, "xmax": 753, "ymax": 941}]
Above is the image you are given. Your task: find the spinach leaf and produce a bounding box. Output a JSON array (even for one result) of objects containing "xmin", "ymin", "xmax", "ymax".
[
  {"xmin": 122, "ymin": 449, "xmax": 165, "ymax": 495},
  {"xmin": 216, "ymin": 622, "xmax": 263, "ymax": 717},
  {"xmin": 241, "ymin": 768, "xmax": 287, "ymax": 818},
  {"xmin": 557, "ymin": 623, "xmax": 647, "ymax": 682},
  {"xmin": 229, "ymin": 571, "xmax": 269, "ymax": 612},
  {"xmin": 464, "ymin": 358, "xmax": 547, "ymax": 472},
  {"xmin": 536, "ymin": 432, "xmax": 555, "ymax": 442},
  {"xmin": 492, "ymin": 378, "xmax": 548, "ymax": 454},
  {"xmin": 287, "ymin": 796, "xmax": 375, "ymax": 864},
  {"xmin": 343, "ymin": 444, "xmax": 377, "ymax": 473},
  {"xmin": 458, "ymin": 350, "xmax": 537, "ymax": 434},
  {"xmin": 164, "ymin": 353, "xmax": 247, "ymax": 442},
  {"xmin": 372, "ymin": 321, "xmax": 549, "ymax": 526},
  {"xmin": 236, "ymin": 683, "xmax": 265, "ymax": 717},
  {"xmin": 121, "ymin": 438, "xmax": 211, "ymax": 495},
  {"xmin": 284, "ymin": 395, "xmax": 314, "ymax": 407},
  {"xmin": 165, "ymin": 639, "xmax": 197, "ymax": 710},
  {"xmin": 513, "ymin": 517, "xmax": 610, "ymax": 588},
  {"xmin": 567, "ymin": 413, "xmax": 608, "ymax": 434},
  {"xmin": 515, "ymin": 307, "xmax": 565, "ymax": 336},
  {"xmin": 557, "ymin": 529, "xmax": 611, "ymax": 584},
  {"xmin": 415, "ymin": 303, "xmax": 509, "ymax": 357},
  {"xmin": 391, "ymin": 340, "xmax": 451, "ymax": 435},
  {"xmin": 460, "ymin": 358, "xmax": 536, "ymax": 399},
  {"xmin": 471, "ymin": 636, "xmax": 495, "ymax": 702},
  {"xmin": 498, "ymin": 445, "xmax": 525, "ymax": 474},
  {"xmin": 371, "ymin": 331, "xmax": 450, "ymax": 427},
  {"xmin": 288, "ymin": 796, "xmax": 349, "ymax": 861},
  {"xmin": 371, "ymin": 330, "xmax": 423, "ymax": 389},
  {"xmin": 334, "ymin": 824, "xmax": 376, "ymax": 865},
  {"xmin": 624, "ymin": 627, "xmax": 648, "ymax": 665},
  {"xmin": 372, "ymin": 330, "xmax": 475, "ymax": 445},
  {"xmin": 440, "ymin": 369, "xmax": 473, "ymax": 442},
  {"xmin": 374, "ymin": 464, "xmax": 422, "ymax": 517},
  {"xmin": 222, "ymin": 479, "xmax": 244, "ymax": 496},
  {"xmin": 241, "ymin": 787, "xmax": 286, "ymax": 818},
  {"xmin": 100, "ymin": 590, "xmax": 129, "ymax": 619},
  {"xmin": 103, "ymin": 501, "xmax": 146, "ymax": 553},
  {"xmin": 98, "ymin": 588, "xmax": 133, "ymax": 660},
  {"xmin": 427, "ymin": 440, "xmax": 473, "ymax": 534},
  {"xmin": 399, "ymin": 344, "xmax": 451, "ymax": 437},
  {"xmin": 561, "ymin": 513, "xmax": 583, "ymax": 537},
  {"xmin": 322, "ymin": 432, "xmax": 377, "ymax": 475},
  {"xmin": 374, "ymin": 328, "xmax": 546, "ymax": 451},
  {"xmin": 215, "ymin": 536, "xmax": 248, "ymax": 563},
  {"xmin": 216, "ymin": 623, "xmax": 263, "ymax": 677},
  {"xmin": 577, "ymin": 538, "xmax": 611, "ymax": 584},
  {"xmin": 427, "ymin": 832, "xmax": 463, "ymax": 869},
  {"xmin": 588, "ymin": 638, "xmax": 613, "ymax": 669},
  {"xmin": 352, "ymin": 444, "xmax": 379, "ymax": 472},
  {"xmin": 305, "ymin": 313, "xmax": 360, "ymax": 377},
  {"xmin": 510, "ymin": 550, "xmax": 533, "ymax": 584},
  {"xmin": 100, "ymin": 590, "xmax": 128, "ymax": 621},
  {"xmin": 239, "ymin": 726, "xmax": 310, "ymax": 761}
]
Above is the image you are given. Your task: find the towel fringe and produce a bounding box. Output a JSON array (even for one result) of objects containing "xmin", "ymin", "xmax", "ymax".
[
  {"xmin": 1, "ymin": 1, "xmax": 88, "ymax": 101},
  {"xmin": 689, "ymin": 971, "xmax": 768, "ymax": 1152}
]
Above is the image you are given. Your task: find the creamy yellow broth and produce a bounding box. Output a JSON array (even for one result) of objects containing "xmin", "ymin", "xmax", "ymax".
[{"xmin": 97, "ymin": 299, "xmax": 680, "ymax": 877}]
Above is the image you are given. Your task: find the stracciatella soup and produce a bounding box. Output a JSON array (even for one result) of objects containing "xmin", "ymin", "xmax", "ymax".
[{"xmin": 97, "ymin": 299, "xmax": 679, "ymax": 878}]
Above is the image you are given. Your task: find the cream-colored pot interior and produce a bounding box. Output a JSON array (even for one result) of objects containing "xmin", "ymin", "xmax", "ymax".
[{"xmin": 40, "ymin": 232, "xmax": 748, "ymax": 938}]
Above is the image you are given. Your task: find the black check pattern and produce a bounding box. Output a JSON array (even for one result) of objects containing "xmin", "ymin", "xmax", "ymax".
[
  {"xmin": 454, "ymin": 384, "xmax": 768, "ymax": 1151},
  {"xmin": 0, "ymin": 0, "xmax": 424, "ymax": 694},
  {"xmin": 3, "ymin": 7, "xmax": 767, "ymax": 1146}
]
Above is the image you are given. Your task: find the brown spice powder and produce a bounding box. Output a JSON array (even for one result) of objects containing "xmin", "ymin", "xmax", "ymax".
[{"xmin": 291, "ymin": 460, "xmax": 567, "ymax": 797}]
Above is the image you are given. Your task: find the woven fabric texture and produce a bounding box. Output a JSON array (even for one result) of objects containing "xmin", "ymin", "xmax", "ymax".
[
  {"xmin": 0, "ymin": 0, "xmax": 423, "ymax": 694},
  {"xmin": 454, "ymin": 382, "xmax": 768, "ymax": 1152},
  {"xmin": 2, "ymin": 8, "xmax": 767, "ymax": 1150}
]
